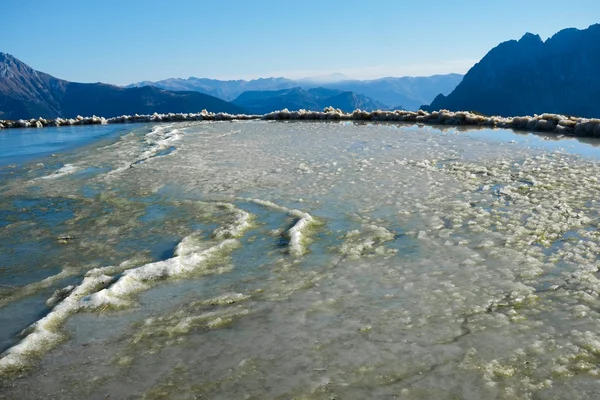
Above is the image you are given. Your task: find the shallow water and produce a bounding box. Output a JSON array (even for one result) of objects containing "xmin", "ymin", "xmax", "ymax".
[
  {"xmin": 2, "ymin": 121, "xmax": 600, "ymax": 399},
  {"xmin": 0, "ymin": 124, "xmax": 133, "ymax": 168}
]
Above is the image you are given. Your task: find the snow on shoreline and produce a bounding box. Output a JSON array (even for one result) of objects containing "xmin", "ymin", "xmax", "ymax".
[{"xmin": 2, "ymin": 108, "xmax": 600, "ymax": 137}]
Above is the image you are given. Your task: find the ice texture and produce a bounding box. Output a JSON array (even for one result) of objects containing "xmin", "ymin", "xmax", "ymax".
[
  {"xmin": 3, "ymin": 121, "xmax": 600, "ymax": 399},
  {"xmin": 0, "ymin": 202, "xmax": 252, "ymax": 372}
]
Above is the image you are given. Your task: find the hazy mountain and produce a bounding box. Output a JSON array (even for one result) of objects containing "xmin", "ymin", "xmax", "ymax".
[
  {"xmin": 296, "ymin": 73, "xmax": 350, "ymax": 84},
  {"xmin": 231, "ymin": 87, "xmax": 386, "ymax": 114},
  {"xmin": 0, "ymin": 53, "xmax": 245, "ymax": 120},
  {"xmin": 425, "ymin": 24, "xmax": 600, "ymax": 118},
  {"xmin": 127, "ymin": 77, "xmax": 294, "ymax": 103},
  {"xmin": 128, "ymin": 74, "xmax": 464, "ymax": 110},
  {"xmin": 319, "ymin": 74, "xmax": 464, "ymax": 111}
]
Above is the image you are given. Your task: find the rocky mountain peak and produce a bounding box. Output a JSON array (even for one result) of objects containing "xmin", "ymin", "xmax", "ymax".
[
  {"xmin": 518, "ymin": 32, "xmax": 543, "ymax": 44},
  {"xmin": 424, "ymin": 24, "xmax": 600, "ymax": 118},
  {"xmin": 0, "ymin": 53, "xmax": 245, "ymax": 119},
  {"xmin": 0, "ymin": 52, "xmax": 37, "ymax": 79}
]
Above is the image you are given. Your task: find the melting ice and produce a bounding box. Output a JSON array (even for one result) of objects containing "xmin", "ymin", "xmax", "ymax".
[{"xmin": 2, "ymin": 121, "xmax": 600, "ymax": 399}]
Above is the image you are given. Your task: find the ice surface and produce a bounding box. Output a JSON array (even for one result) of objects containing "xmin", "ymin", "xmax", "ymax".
[
  {"xmin": 39, "ymin": 163, "xmax": 78, "ymax": 179},
  {"xmin": 0, "ymin": 200, "xmax": 253, "ymax": 372},
  {"xmin": 3, "ymin": 121, "xmax": 600, "ymax": 399}
]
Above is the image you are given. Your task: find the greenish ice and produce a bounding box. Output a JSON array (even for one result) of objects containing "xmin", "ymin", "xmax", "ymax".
[{"xmin": 2, "ymin": 121, "xmax": 600, "ymax": 399}]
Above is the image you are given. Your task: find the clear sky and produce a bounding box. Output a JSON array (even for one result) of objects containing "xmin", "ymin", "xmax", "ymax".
[{"xmin": 1, "ymin": 0, "xmax": 599, "ymax": 85}]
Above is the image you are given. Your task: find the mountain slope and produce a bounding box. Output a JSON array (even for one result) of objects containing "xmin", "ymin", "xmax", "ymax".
[
  {"xmin": 127, "ymin": 77, "xmax": 294, "ymax": 102},
  {"xmin": 231, "ymin": 87, "xmax": 386, "ymax": 114},
  {"xmin": 0, "ymin": 53, "xmax": 245, "ymax": 120},
  {"xmin": 128, "ymin": 74, "xmax": 464, "ymax": 110},
  {"xmin": 0, "ymin": 54, "xmax": 64, "ymax": 118},
  {"xmin": 425, "ymin": 24, "xmax": 600, "ymax": 118},
  {"xmin": 318, "ymin": 74, "xmax": 464, "ymax": 111}
]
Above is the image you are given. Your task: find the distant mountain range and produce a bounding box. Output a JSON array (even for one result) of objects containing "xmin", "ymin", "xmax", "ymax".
[
  {"xmin": 0, "ymin": 52, "xmax": 462, "ymax": 120},
  {"xmin": 128, "ymin": 74, "xmax": 464, "ymax": 111},
  {"xmin": 232, "ymin": 87, "xmax": 387, "ymax": 114},
  {"xmin": 7, "ymin": 21, "xmax": 600, "ymax": 122},
  {"xmin": 0, "ymin": 53, "xmax": 245, "ymax": 120},
  {"xmin": 425, "ymin": 24, "xmax": 600, "ymax": 118}
]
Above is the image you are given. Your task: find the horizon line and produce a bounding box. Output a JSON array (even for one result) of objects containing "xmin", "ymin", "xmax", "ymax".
[
  {"xmin": 123, "ymin": 71, "xmax": 466, "ymax": 86},
  {"xmin": 1, "ymin": 51, "xmax": 476, "ymax": 86}
]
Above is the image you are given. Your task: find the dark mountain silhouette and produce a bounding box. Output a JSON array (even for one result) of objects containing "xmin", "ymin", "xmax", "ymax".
[
  {"xmin": 0, "ymin": 53, "xmax": 245, "ymax": 120},
  {"xmin": 231, "ymin": 87, "xmax": 386, "ymax": 114},
  {"xmin": 128, "ymin": 74, "xmax": 463, "ymax": 111},
  {"xmin": 424, "ymin": 24, "xmax": 600, "ymax": 118}
]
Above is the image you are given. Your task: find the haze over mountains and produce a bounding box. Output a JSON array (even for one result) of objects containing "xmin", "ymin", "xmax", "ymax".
[
  {"xmin": 232, "ymin": 87, "xmax": 387, "ymax": 115},
  {"xmin": 0, "ymin": 51, "xmax": 463, "ymax": 120},
  {"xmin": 127, "ymin": 74, "xmax": 464, "ymax": 111},
  {"xmin": 425, "ymin": 24, "xmax": 600, "ymax": 118}
]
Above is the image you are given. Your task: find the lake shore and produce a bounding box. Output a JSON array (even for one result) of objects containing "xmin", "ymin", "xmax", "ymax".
[{"xmin": 2, "ymin": 108, "xmax": 600, "ymax": 137}]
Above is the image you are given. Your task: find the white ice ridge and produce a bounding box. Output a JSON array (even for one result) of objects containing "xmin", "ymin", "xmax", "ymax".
[
  {"xmin": 212, "ymin": 203, "xmax": 253, "ymax": 239},
  {"xmin": 0, "ymin": 268, "xmax": 78, "ymax": 309},
  {"xmin": 0, "ymin": 210, "xmax": 249, "ymax": 373},
  {"xmin": 84, "ymin": 238, "xmax": 239, "ymax": 308},
  {"xmin": 3, "ymin": 109, "xmax": 600, "ymax": 137},
  {"xmin": 264, "ymin": 109, "xmax": 600, "ymax": 137},
  {"xmin": 102, "ymin": 125, "xmax": 183, "ymax": 178},
  {"xmin": 286, "ymin": 210, "xmax": 314, "ymax": 257},
  {"xmin": 0, "ymin": 111, "xmax": 259, "ymax": 129},
  {"xmin": 38, "ymin": 164, "xmax": 78, "ymax": 180},
  {"xmin": 243, "ymin": 198, "xmax": 315, "ymax": 256},
  {"xmin": 0, "ymin": 260, "xmax": 129, "ymax": 373},
  {"xmin": 139, "ymin": 125, "xmax": 182, "ymax": 159}
]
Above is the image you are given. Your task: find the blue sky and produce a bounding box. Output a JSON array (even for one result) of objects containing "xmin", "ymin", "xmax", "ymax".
[{"xmin": 2, "ymin": 0, "xmax": 599, "ymax": 84}]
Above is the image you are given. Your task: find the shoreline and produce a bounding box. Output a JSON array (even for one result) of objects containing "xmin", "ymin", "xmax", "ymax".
[{"xmin": 1, "ymin": 107, "xmax": 600, "ymax": 138}]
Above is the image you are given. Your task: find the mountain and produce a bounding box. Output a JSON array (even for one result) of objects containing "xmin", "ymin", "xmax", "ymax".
[
  {"xmin": 318, "ymin": 74, "xmax": 464, "ymax": 111},
  {"xmin": 128, "ymin": 74, "xmax": 463, "ymax": 110},
  {"xmin": 231, "ymin": 87, "xmax": 386, "ymax": 114},
  {"xmin": 296, "ymin": 73, "xmax": 350, "ymax": 84},
  {"xmin": 0, "ymin": 53, "xmax": 245, "ymax": 120},
  {"xmin": 424, "ymin": 24, "xmax": 600, "ymax": 118},
  {"xmin": 127, "ymin": 77, "xmax": 294, "ymax": 103}
]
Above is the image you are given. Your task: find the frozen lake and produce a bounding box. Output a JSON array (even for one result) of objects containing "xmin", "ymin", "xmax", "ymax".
[{"xmin": 2, "ymin": 121, "xmax": 600, "ymax": 399}]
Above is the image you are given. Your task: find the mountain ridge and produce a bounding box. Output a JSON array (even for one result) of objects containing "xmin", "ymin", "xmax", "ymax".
[
  {"xmin": 424, "ymin": 24, "xmax": 600, "ymax": 118},
  {"xmin": 127, "ymin": 73, "xmax": 464, "ymax": 110},
  {"xmin": 0, "ymin": 53, "xmax": 246, "ymax": 120},
  {"xmin": 231, "ymin": 87, "xmax": 387, "ymax": 114}
]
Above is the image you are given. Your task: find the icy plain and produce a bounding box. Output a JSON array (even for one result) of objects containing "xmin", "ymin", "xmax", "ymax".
[{"xmin": 2, "ymin": 121, "xmax": 600, "ymax": 399}]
